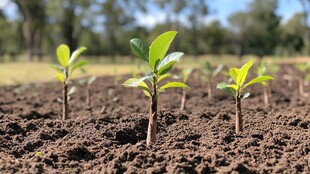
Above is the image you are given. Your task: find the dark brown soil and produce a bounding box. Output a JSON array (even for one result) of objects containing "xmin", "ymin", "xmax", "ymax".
[{"xmin": 0, "ymin": 65, "xmax": 309, "ymax": 173}]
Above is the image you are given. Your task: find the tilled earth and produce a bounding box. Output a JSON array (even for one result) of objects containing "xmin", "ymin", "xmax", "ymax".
[{"xmin": 0, "ymin": 65, "xmax": 309, "ymax": 173}]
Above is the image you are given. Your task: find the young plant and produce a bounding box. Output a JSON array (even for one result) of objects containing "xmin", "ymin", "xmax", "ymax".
[
  {"xmin": 78, "ymin": 76, "xmax": 97, "ymax": 106},
  {"xmin": 295, "ymin": 62, "xmax": 310, "ymax": 97},
  {"xmin": 51, "ymin": 44, "xmax": 88, "ymax": 120},
  {"xmin": 123, "ymin": 31, "xmax": 189, "ymax": 147},
  {"xmin": 179, "ymin": 68, "xmax": 193, "ymax": 111},
  {"xmin": 202, "ymin": 62, "xmax": 223, "ymax": 99},
  {"xmin": 217, "ymin": 60, "xmax": 273, "ymax": 134},
  {"xmin": 256, "ymin": 63, "xmax": 270, "ymax": 105}
]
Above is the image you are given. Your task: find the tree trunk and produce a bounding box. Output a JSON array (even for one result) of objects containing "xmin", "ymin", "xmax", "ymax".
[
  {"xmin": 299, "ymin": 78, "xmax": 305, "ymax": 97},
  {"xmin": 63, "ymin": 83, "xmax": 68, "ymax": 120},
  {"xmin": 235, "ymin": 97, "xmax": 243, "ymax": 134},
  {"xmin": 180, "ymin": 90, "xmax": 187, "ymax": 111},
  {"xmin": 263, "ymin": 86, "xmax": 269, "ymax": 105},
  {"xmin": 86, "ymin": 86, "xmax": 91, "ymax": 106},
  {"xmin": 207, "ymin": 81, "xmax": 212, "ymax": 100}
]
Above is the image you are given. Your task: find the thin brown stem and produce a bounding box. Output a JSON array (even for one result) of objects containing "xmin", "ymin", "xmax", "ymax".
[
  {"xmin": 63, "ymin": 83, "xmax": 68, "ymax": 120},
  {"xmin": 299, "ymin": 78, "xmax": 305, "ymax": 97},
  {"xmin": 147, "ymin": 76, "xmax": 158, "ymax": 147},
  {"xmin": 263, "ymin": 86, "xmax": 269, "ymax": 105},
  {"xmin": 235, "ymin": 96, "xmax": 243, "ymax": 134},
  {"xmin": 86, "ymin": 85, "xmax": 91, "ymax": 106},
  {"xmin": 207, "ymin": 79, "xmax": 212, "ymax": 100},
  {"xmin": 180, "ymin": 90, "xmax": 187, "ymax": 111}
]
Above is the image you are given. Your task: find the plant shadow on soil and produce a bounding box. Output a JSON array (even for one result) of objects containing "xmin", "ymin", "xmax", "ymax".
[{"xmin": 0, "ymin": 64, "xmax": 309, "ymax": 173}]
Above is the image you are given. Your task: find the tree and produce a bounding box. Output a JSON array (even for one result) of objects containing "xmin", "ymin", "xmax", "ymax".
[
  {"xmin": 298, "ymin": 0, "xmax": 310, "ymax": 55},
  {"xmin": 13, "ymin": 0, "xmax": 46, "ymax": 61},
  {"xmin": 228, "ymin": 0, "xmax": 280, "ymax": 58}
]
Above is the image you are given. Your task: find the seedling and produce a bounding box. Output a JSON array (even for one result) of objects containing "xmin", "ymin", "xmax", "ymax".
[
  {"xmin": 123, "ymin": 31, "xmax": 189, "ymax": 147},
  {"xmin": 295, "ymin": 62, "xmax": 310, "ymax": 97},
  {"xmin": 202, "ymin": 62, "xmax": 223, "ymax": 99},
  {"xmin": 217, "ymin": 60, "xmax": 273, "ymax": 134},
  {"xmin": 78, "ymin": 76, "xmax": 97, "ymax": 106},
  {"xmin": 51, "ymin": 44, "xmax": 88, "ymax": 120},
  {"xmin": 256, "ymin": 63, "xmax": 271, "ymax": 105},
  {"xmin": 179, "ymin": 68, "xmax": 193, "ymax": 111}
]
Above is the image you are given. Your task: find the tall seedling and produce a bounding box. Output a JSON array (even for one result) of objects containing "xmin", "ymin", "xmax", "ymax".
[
  {"xmin": 123, "ymin": 31, "xmax": 189, "ymax": 147},
  {"xmin": 202, "ymin": 62, "xmax": 223, "ymax": 99},
  {"xmin": 217, "ymin": 60, "xmax": 273, "ymax": 134},
  {"xmin": 180, "ymin": 68, "xmax": 192, "ymax": 111},
  {"xmin": 256, "ymin": 63, "xmax": 270, "ymax": 105},
  {"xmin": 295, "ymin": 62, "xmax": 310, "ymax": 97},
  {"xmin": 51, "ymin": 44, "xmax": 88, "ymax": 120}
]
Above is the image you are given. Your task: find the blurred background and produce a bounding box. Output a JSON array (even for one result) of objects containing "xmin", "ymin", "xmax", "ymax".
[{"xmin": 0, "ymin": 0, "xmax": 309, "ymax": 84}]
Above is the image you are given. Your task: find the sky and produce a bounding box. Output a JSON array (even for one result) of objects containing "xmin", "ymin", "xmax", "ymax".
[{"xmin": 0, "ymin": 0, "xmax": 305, "ymax": 27}]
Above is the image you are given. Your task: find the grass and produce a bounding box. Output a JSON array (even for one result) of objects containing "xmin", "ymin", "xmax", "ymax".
[{"xmin": 0, "ymin": 55, "xmax": 308, "ymax": 85}]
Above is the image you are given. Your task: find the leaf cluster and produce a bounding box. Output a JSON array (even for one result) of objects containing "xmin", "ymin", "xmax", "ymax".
[
  {"xmin": 202, "ymin": 62, "xmax": 223, "ymax": 82},
  {"xmin": 123, "ymin": 31, "xmax": 189, "ymax": 97},
  {"xmin": 51, "ymin": 44, "xmax": 88, "ymax": 84},
  {"xmin": 217, "ymin": 60, "xmax": 273, "ymax": 99}
]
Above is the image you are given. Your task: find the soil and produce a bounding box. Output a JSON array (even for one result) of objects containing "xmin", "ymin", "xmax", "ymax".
[{"xmin": 0, "ymin": 65, "xmax": 309, "ymax": 174}]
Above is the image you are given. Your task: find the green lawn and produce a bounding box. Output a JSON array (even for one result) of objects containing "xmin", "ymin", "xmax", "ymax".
[{"xmin": 0, "ymin": 55, "xmax": 308, "ymax": 85}]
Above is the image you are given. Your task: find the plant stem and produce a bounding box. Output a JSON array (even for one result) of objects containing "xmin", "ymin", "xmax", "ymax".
[
  {"xmin": 263, "ymin": 85, "xmax": 269, "ymax": 105},
  {"xmin": 235, "ymin": 96, "xmax": 243, "ymax": 134},
  {"xmin": 207, "ymin": 79, "xmax": 212, "ymax": 100},
  {"xmin": 180, "ymin": 89, "xmax": 187, "ymax": 111},
  {"xmin": 63, "ymin": 82, "xmax": 68, "ymax": 120},
  {"xmin": 147, "ymin": 76, "xmax": 158, "ymax": 147}
]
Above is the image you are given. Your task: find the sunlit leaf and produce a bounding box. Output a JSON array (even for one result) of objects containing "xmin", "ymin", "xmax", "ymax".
[
  {"xmin": 242, "ymin": 92, "xmax": 250, "ymax": 100},
  {"xmin": 230, "ymin": 68, "xmax": 239, "ymax": 83},
  {"xmin": 182, "ymin": 68, "xmax": 193, "ymax": 82},
  {"xmin": 55, "ymin": 73, "xmax": 64, "ymax": 83},
  {"xmin": 217, "ymin": 82, "xmax": 235, "ymax": 96},
  {"xmin": 56, "ymin": 44, "xmax": 70, "ymax": 67},
  {"xmin": 122, "ymin": 76, "xmax": 151, "ymax": 92},
  {"xmin": 213, "ymin": 64, "xmax": 224, "ymax": 77},
  {"xmin": 71, "ymin": 60, "xmax": 89, "ymax": 73},
  {"xmin": 157, "ymin": 52, "xmax": 183, "ymax": 75},
  {"xmin": 149, "ymin": 31, "xmax": 177, "ymax": 70},
  {"xmin": 130, "ymin": 38, "xmax": 149, "ymax": 63},
  {"xmin": 158, "ymin": 74, "xmax": 171, "ymax": 82},
  {"xmin": 160, "ymin": 82, "xmax": 189, "ymax": 90},
  {"xmin": 69, "ymin": 47, "xmax": 87, "ymax": 65},
  {"xmin": 87, "ymin": 76, "xmax": 97, "ymax": 85},
  {"xmin": 237, "ymin": 59, "xmax": 254, "ymax": 86},
  {"xmin": 244, "ymin": 75, "xmax": 273, "ymax": 88},
  {"xmin": 50, "ymin": 64, "xmax": 64, "ymax": 74}
]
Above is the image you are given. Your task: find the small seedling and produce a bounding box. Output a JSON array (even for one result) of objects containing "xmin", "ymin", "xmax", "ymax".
[
  {"xmin": 179, "ymin": 68, "xmax": 193, "ymax": 111},
  {"xmin": 51, "ymin": 44, "xmax": 88, "ymax": 120},
  {"xmin": 256, "ymin": 63, "xmax": 270, "ymax": 105},
  {"xmin": 79, "ymin": 76, "xmax": 97, "ymax": 106},
  {"xmin": 217, "ymin": 60, "xmax": 273, "ymax": 134},
  {"xmin": 202, "ymin": 62, "xmax": 223, "ymax": 99},
  {"xmin": 123, "ymin": 31, "xmax": 189, "ymax": 147},
  {"xmin": 295, "ymin": 62, "xmax": 310, "ymax": 97}
]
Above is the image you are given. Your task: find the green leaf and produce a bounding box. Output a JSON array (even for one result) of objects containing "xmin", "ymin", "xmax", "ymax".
[
  {"xmin": 157, "ymin": 52, "xmax": 183, "ymax": 75},
  {"xmin": 158, "ymin": 74, "xmax": 171, "ymax": 82},
  {"xmin": 122, "ymin": 77, "xmax": 151, "ymax": 92},
  {"xmin": 217, "ymin": 82, "xmax": 235, "ymax": 96},
  {"xmin": 244, "ymin": 75, "xmax": 273, "ymax": 88},
  {"xmin": 69, "ymin": 47, "xmax": 87, "ymax": 65},
  {"xmin": 158, "ymin": 65, "xmax": 173, "ymax": 75},
  {"xmin": 56, "ymin": 44, "xmax": 70, "ymax": 67},
  {"xmin": 50, "ymin": 64, "xmax": 64, "ymax": 73},
  {"xmin": 149, "ymin": 31, "xmax": 177, "ymax": 70},
  {"xmin": 236, "ymin": 59, "xmax": 254, "ymax": 86},
  {"xmin": 202, "ymin": 62, "xmax": 212, "ymax": 75},
  {"xmin": 130, "ymin": 38, "xmax": 149, "ymax": 63},
  {"xmin": 55, "ymin": 73, "xmax": 64, "ymax": 83},
  {"xmin": 143, "ymin": 89, "xmax": 151, "ymax": 98},
  {"xmin": 160, "ymin": 82, "xmax": 189, "ymax": 90},
  {"xmin": 230, "ymin": 68, "xmax": 239, "ymax": 83},
  {"xmin": 71, "ymin": 60, "xmax": 89, "ymax": 74}
]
